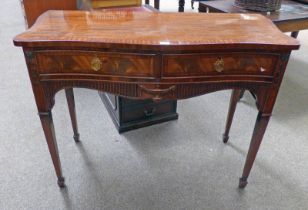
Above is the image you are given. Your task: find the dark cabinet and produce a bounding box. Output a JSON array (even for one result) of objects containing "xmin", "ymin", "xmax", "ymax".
[{"xmin": 99, "ymin": 93, "xmax": 178, "ymax": 133}]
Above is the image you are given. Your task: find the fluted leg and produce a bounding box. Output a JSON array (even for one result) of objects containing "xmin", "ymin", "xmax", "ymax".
[
  {"xmin": 39, "ymin": 111, "xmax": 65, "ymax": 188},
  {"xmin": 239, "ymin": 111, "xmax": 271, "ymax": 188},
  {"xmin": 65, "ymin": 88, "xmax": 80, "ymax": 143},
  {"xmin": 223, "ymin": 89, "xmax": 242, "ymax": 143}
]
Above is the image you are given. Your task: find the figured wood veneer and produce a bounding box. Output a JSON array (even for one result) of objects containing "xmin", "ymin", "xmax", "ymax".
[
  {"xmin": 14, "ymin": 10, "xmax": 300, "ymax": 189},
  {"xmin": 21, "ymin": 0, "xmax": 76, "ymax": 28},
  {"xmin": 163, "ymin": 53, "xmax": 279, "ymax": 77},
  {"xmin": 36, "ymin": 51, "xmax": 156, "ymax": 77}
]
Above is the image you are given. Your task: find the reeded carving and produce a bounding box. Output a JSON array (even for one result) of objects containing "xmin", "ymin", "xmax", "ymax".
[{"xmin": 38, "ymin": 78, "xmax": 269, "ymax": 111}]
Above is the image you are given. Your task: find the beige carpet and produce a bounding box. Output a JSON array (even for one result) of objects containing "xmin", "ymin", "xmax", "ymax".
[{"xmin": 1, "ymin": 0, "xmax": 308, "ymax": 209}]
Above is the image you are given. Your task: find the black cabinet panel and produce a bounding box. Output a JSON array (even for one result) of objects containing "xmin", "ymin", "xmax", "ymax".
[{"xmin": 99, "ymin": 92, "xmax": 178, "ymax": 133}]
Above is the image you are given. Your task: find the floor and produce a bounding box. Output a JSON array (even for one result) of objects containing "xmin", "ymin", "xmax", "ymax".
[{"xmin": 1, "ymin": 0, "xmax": 308, "ymax": 209}]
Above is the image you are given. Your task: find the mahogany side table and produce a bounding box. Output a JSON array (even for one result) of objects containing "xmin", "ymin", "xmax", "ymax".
[{"xmin": 14, "ymin": 11, "xmax": 299, "ymax": 188}]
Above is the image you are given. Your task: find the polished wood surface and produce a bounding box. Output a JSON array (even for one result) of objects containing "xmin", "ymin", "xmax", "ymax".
[
  {"xmin": 36, "ymin": 51, "xmax": 156, "ymax": 76},
  {"xmin": 163, "ymin": 53, "xmax": 278, "ymax": 77},
  {"xmin": 21, "ymin": 0, "xmax": 155, "ymax": 28},
  {"xmin": 14, "ymin": 11, "xmax": 298, "ymax": 51},
  {"xmin": 21, "ymin": 0, "xmax": 77, "ymax": 28},
  {"xmin": 14, "ymin": 10, "xmax": 299, "ymax": 188},
  {"xmin": 199, "ymin": 0, "xmax": 308, "ymax": 32},
  {"xmin": 65, "ymin": 88, "xmax": 80, "ymax": 142},
  {"xmin": 92, "ymin": 0, "xmax": 141, "ymax": 8},
  {"xmin": 223, "ymin": 89, "xmax": 242, "ymax": 143},
  {"xmin": 77, "ymin": 0, "xmax": 142, "ymax": 9}
]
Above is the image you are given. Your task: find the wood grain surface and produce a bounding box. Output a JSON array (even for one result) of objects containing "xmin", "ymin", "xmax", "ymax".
[
  {"xmin": 198, "ymin": 0, "xmax": 308, "ymax": 32},
  {"xmin": 163, "ymin": 53, "xmax": 278, "ymax": 77},
  {"xmin": 14, "ymin": 9, "xmax": 300, "ymax": 188},
  {"xmin": 21, "ymin": 0, "xmax": 76, "ymax": 28},
  {"xmin": 36, "ymin": 50, "xmax": 156, "ymax": 77},
  {"xmin": 14, "ymin": 10, "xmax": 299, "ymax": 51}
]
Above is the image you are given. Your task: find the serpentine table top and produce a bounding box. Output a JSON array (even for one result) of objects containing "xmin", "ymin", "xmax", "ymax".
[
  {"xmin": 14, "ymin": 10, "xmax": 299, "ymax": 189},
  {"xmin": 15, "ymin": 11, "xmax": 298, "ymax": 50}
]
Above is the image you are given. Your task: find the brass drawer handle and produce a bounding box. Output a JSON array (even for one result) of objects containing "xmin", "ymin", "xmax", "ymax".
[
  {"xmin": 91, "ymin": 56, "xmax": 102, "ymax": 71},
  {"xmin": 214, "ymin": 58, "xmax": 224, "ymax": 72},
  {"xmin": 139, "ymin": 85, "xmax": 176, "ymax": 95},
  {"xmin": 138, "ymin": 85, "xmax": 176, "ymax": 101}
]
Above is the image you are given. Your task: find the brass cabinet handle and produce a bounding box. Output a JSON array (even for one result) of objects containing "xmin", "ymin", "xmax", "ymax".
[
  {"xmin": 91, "ymin": 56, "xmax": 102, "ymax": 71},
  {"xmin": 214, "ymin": 58, "xmax": 224, "ymax": 72}
]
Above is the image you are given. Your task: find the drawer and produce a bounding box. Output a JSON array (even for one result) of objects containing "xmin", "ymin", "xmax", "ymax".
[
  {"xmin": 162, "ymin": 53, "xmax": 279, "ymax": 77},
  {"xmin": 36, "ymin": 51, "xmax": 155, "ymax": 77},
  {"xmin": 121, "ymin": 100, "xmax": 177, "ymax": 123}
]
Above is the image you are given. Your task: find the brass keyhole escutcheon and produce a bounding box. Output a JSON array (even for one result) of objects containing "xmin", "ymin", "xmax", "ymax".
[
  {"xmin": 91, "ymin": 56, "xmax": 102, "ymax": 71},
  {"xmin": 214, "ymin": 57, "xmax": 224, "ymax": 73}
]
